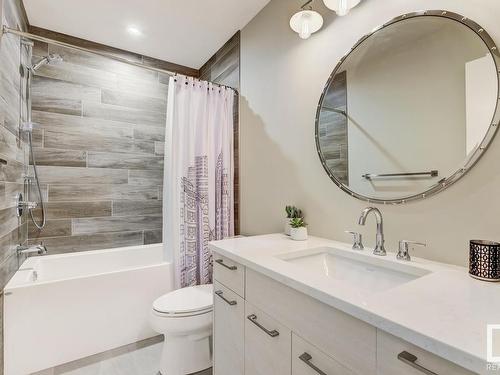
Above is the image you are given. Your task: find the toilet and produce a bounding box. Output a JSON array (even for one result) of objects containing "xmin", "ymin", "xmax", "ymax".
[{"xmin": 151, "ymin": 284, "xmax": 214, "ymax": 375}]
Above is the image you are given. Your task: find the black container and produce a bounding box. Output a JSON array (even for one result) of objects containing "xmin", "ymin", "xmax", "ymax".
[{"xmin": 469, "ymin": 240, "xmax": 500, "ymax": 282}]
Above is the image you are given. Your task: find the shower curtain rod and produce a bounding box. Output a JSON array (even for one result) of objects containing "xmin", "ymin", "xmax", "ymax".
[{"xmin": 2, "ymin": 26, "xmax": 236, "ymax": 91}]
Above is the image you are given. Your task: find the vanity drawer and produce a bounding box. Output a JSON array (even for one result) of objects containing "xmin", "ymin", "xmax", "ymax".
[
  {"xmin": 376, "ymin": 330, "xmax": 476, "ymax": 375},
  {"xmin": 292, "ymin": 333, "xmax": 355, "ymax": 375},
  {"xmin": 246, "ymin": 269, "xmax": 376, "ymax": 375},
  {"xmin": 213, "ymin": 281, "xmax": 244, "ymax": 375},
  {"xmin": 213, "ymin": 252, "xmax": 245, "ymax": 297},
  {"xmin": 245, "ymin": 301, "xmax": 291, "ymax": 375}
]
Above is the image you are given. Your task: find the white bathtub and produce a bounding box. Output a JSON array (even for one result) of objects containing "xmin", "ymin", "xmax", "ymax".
[{"xmin": 4, "ymin": 244, "xmax": 173, "ymax": 375}]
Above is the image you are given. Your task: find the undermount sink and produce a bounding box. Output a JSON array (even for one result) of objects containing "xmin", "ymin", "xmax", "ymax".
[{"xmin": 277, "ymin": 247, "xmax": 431, "ymax": 295}]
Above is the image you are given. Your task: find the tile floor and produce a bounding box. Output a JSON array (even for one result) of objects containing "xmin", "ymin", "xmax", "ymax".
[{"xmin": 33, "ymin": 336, "xmax": 212, "ymax": 375}]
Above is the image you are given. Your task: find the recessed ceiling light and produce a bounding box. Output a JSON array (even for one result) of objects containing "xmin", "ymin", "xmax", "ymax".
[{"xmin": 126, "ymin": 25, "xmax": 143, "ymax": 36}]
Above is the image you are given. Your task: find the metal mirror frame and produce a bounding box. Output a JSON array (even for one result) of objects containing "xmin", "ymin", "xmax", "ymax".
[{"xmin": 315, "ymin": 10, "xmax": 500, "ymax": 205}]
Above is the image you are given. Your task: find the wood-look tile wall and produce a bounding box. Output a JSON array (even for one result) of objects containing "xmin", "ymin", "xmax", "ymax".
[
  {"xmin": 0, "ymin": 0, "xmax": 29, "ymax": 371},
  {"xmin": 200, "ymin": 31, "xmax": 240, "ymax": 234},
  {"xmin": 27, "ymin": 40, "xmax": 185, "ymax": 254}
]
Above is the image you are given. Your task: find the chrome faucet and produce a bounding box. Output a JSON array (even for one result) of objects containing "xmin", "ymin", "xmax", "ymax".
[
  {"xmin": 358, "ymin": 207, "xmax": 386, "ymax": 256},
  {"xmin": 16, "ymin": 243, "xmax": 48, "ymax": 256}
]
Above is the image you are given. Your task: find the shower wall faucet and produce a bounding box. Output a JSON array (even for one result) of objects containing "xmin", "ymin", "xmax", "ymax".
[{"xmin": 16, "ymin": 243, "xmax": 47, "ymax": 257}]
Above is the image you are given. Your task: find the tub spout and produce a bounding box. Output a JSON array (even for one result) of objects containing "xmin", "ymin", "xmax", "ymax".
[{"xmin": 17, "ymin": 243, "xmax": 48, "ymax": 256}]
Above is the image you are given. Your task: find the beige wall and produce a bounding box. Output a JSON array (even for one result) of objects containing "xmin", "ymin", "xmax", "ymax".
[{"xmin": 240, "ymin": 0, "xmax": 500, "ymax": 266}]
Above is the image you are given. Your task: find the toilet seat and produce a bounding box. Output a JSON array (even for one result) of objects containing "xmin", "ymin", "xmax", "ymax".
[{"xmin": 153, "ymin": 284, "xmax": 213, "ymax": 317}]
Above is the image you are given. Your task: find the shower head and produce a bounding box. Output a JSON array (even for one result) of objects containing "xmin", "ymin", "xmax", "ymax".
[{"xmin": 30, "ymin": 53, "xmax": 63, "ymax": 72}]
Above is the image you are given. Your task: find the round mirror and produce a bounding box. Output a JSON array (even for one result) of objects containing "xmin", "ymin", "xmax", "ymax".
[{"xmin": 316, "ymin": 11, "xmax": 500, "ymax": 204}]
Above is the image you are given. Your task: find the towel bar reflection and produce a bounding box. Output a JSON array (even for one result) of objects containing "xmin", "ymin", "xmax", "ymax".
[{"xmin": 362, "ymin": 170, "xmax": 438, "ymax": 180}]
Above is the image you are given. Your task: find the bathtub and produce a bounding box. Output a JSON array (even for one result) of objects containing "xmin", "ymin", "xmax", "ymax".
[{"xmin": 4, "ymin": 244, "xmax": 173, "ymax": 375}]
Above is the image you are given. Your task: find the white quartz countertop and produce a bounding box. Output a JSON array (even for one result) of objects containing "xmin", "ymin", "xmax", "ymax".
[{"xmin": 209, "ymin": 234, "xmax": 500, "ymax": 375}]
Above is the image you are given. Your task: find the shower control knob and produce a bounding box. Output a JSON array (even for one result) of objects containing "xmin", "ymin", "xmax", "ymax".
[{"xmin": 15, "ymin": 192, "xmax": 38, "ymax": 217}]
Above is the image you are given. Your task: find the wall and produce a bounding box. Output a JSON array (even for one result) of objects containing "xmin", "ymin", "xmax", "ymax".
[
  {"xmin": 200, "ymin": 31, "xmax": 241, "ymax": 234},
  {"xmin": 0, "ymin": 0, "xmax": 29, "ymax": 370},
  {"xmin": 0, "ymin": 0, "xmax": 28, "ymax": 285},
  {"xmin": 240, "ymin": 0, "xmax": 500, "ymax": 266},
  {"xmin": 199, "ymin": 31, "xmax": 240, "ymax": 89},
  {"xmin": 27, "ymin": 40, "xmax": 181, "ymax": 253}
]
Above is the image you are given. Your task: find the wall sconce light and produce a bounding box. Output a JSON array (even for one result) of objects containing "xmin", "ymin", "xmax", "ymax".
[
  {"xmin": 290, "ymin": 0, "xmax": 324, "ymax": 40},
  {"xmin": 323, "ymin": 0, "xmax": 361, "ymax": 16}
]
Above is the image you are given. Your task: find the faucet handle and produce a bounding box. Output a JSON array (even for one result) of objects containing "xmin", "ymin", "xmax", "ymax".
[
  {"xmin": 345, "ymin": 231, "xmax": 364, "ymax": 250},
  {"xmin": 397, "ymin": 240, "xmax": 426, "ymax": 261}
]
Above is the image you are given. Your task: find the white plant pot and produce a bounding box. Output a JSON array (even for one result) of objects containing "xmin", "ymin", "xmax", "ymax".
[
  {"xmin": 290, "ymin": 227, "xmax": 308, "ymax": 241},
  {"xmin": 284, "ymin": 219, "xmax": 292, "ymax": 236}
]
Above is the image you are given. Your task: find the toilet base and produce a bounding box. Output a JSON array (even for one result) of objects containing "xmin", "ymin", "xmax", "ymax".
[{"xmin": 159, "ymin": 334, "xmax": 212, "ymax": 375}]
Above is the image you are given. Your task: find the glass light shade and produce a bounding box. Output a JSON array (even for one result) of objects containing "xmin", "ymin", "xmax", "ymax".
[
  {"xmin": 323, "ymin": 0, "xmax": 361, "ymax": 16},
  {"xmin": 290, "ymin": 10, "xmax": 324, "ymax": 39}
]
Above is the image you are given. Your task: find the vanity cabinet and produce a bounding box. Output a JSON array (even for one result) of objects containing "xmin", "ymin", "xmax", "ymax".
[
  {"xmin": 292, "ymin": 334, "xmax": 355, "ymax": 375},
  {"xmin": 212, "ymin": 251, "xmax": 477, "ymax": 375},
  {"xmin": 213, "ymin": 281, "xmax": 245, "ymax": 375},
  {"xmin": 213, "ymin": 254, "xmax": 245, "ymax": 297},
  {"xmin": 244, "ymin": 302, "xmax": 291, "ymax": 375},
  {"xmin": 245, "ymin": 268, "xmax": 377, "ymax": 375},
  {"xmin": 377, "ymin": 330, "xmax": 476, "ymax": 375}
]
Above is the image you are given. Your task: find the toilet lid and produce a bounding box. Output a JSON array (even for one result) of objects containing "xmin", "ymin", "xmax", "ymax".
[{"xmin": 153, "ymin": 284, "xmax": 213, "ymax": 315}]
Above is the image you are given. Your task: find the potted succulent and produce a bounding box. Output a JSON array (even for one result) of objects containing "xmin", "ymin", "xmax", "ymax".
[
  {"xmin": 289, "ymin": 217, "xmax": 308, "ymax": 241},
  {"xmin": 285, "ymin": 205, "xmax": 303, "ymax": 236}
]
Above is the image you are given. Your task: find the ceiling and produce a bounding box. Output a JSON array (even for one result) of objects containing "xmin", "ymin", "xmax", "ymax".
[{"xmin": 23, "ymin": 0, "xmax": 271, "ymax": 69}]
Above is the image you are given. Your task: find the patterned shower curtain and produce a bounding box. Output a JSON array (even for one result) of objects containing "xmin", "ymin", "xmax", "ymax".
[{"xmin": 163, "ymin": 75, "xmax": 234, "ymax": 289}]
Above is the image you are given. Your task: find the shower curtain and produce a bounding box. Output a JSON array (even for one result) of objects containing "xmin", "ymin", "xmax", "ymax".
[{"xmin": 163, "ymin": 75, "xmax": 235, "ymax": 289}]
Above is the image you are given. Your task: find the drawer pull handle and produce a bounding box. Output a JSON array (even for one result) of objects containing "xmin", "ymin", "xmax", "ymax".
[
  {"xmin": 215, "ymin": 290, "xmax": 237, "ymax": 305},
  {"xmin": 299, "ymin": 352, "xmax": 328, "ymax": 375},
  {"xmin": 215, "ymin": 258, "xmax": 237, "ymax": 270},
  {"xmin": 398, "ymin": 351, "xmax": 438, "ymax": 375},
  {"xmin": 247, "ymin": 314, "xmax": 279, "ymax": 337}
]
